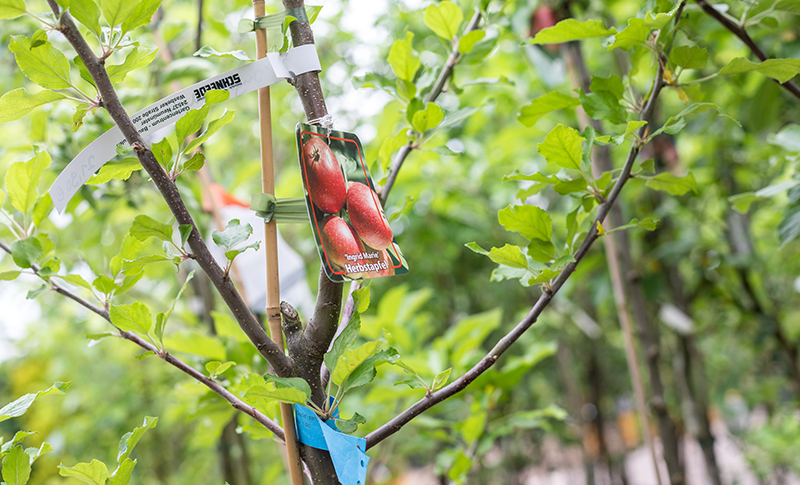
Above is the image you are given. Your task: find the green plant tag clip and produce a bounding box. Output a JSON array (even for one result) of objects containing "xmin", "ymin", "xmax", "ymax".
[{"xmin": 250, "ymin": 194, "xmax": 309, "ymax": 223}]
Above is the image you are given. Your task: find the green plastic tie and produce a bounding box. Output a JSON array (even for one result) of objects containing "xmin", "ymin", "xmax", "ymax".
[
  {"xmin": 237, "ymin": 6, "xmax": 315, "ymax": 34},
  {"xmin": 250, "ymin": 194, "xmax": 309, "ymax": 224}
]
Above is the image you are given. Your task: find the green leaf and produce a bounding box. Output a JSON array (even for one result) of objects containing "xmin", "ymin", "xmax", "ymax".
[
  {"xmin": 591, "ymin": 74, "xmax": 625, "ymax": 98},
  {"xmin": 5, "ymin": 150, "xmax": 50, "ymax": 215},
  {"xmin": 423, "ymin": 1, "xmax": 463, "ymax": 40},
  {"xmin": 178, "ymin": 224, "xmax": 193, "ymax": 246},
  {"xmin": 93, "ymin": 275, "xmax": 116, "ymax": 295},
  {"xmin": 339, "ymin": 348, "xmax": 399, "ymax": 392},
  {"xmin": 596, "ymin": 120, "xmax": 648, "ymax": 145},
  {"xmin": 530, "ymin": 19, "xmax": 615, "ymax": 45},
  {"xmin": 527, "ymin": 239, "xmax": 556, "ymax": 263},
  {"xmin": 649, "ymin": 102, "xmax": 739, "ymax": 139},
  {"xmin": 86, "ymin": 158, "xmax": 142, "ymax": 185},
  {"xmin": 0, "ymin": 88, "xmax": 66, "ymax": 124},
  {"xmin": 517, "ymin": 92, "xmax": 580, "ymax": 127},
  {"xmin": 579, "ymin": 90, "xmax": 626, "ymax": 125},
  {"xmin": 70, "ymin": 0, "xmax": 102, "ymax": 39},
  {"xmin": 553, "ymin": 178, "xmax": 588, "ymax": 195},
  {"xmin": 608, "ymin": 18, "xmax": 648, "ymax": 50},
  {"xmin": 120, "ymin": 255, "xmax": 168, "ymax": 276},
  {"xmin": 9, "ymin": 36, "xmax": 72, "ymax": 90},
  {"xmin": 608, "ymin": 217, "xmax": 660, "ymax": 233},
  {"xmin": 334, "ymin": 413, "xmax": 366, "ymax": 434},
  {"xmin": 194, "ymin": 45, "xmax": 251, "ymax": 61},
  {"xmin": 107, "ymin": 458, "xmax": 135, "ymax": 485},
  {"xmin": 212, "ymin": 219, "xmax": 252, "ymax": 252},
  {"xmin": 59, "ymin": 274, "xmax": 93, "ymax": 290},
  {"xmin": 332, "ymin": 340, "xmax": 380, "ymax": 386},
  {"xmin": 163, "ymin": 331, "xmax": 225, "ymax": 360},
  {"xmin": 465, "ymin": 241, "xmax": 489, "ymax": 256},
  {"xmin": 182, "ymin": 152, "xmax": 205, "ymax": 172},
  {"xmin": 529, "ymin": 268, "xmax": 560, "ymax": 285},
  {"xmin": 174, "ymin": 90, "xmax": 229, "ymax": 144},
  {"xmin": 25, "ymin": 441, "xmax": 53, "ymax": 464},
  {"xmin": 245, "ymin": 378, "xmax": 309, "ymax": 407},
  {"xmin": 719, "ymin": 57, "xmax": 800, "ymax": 83},
  {"xmin": 0, "ymin": 0, "xmax": 26, "ymax": 19},
  {"xmin": 101, "ymin": 0, "xmax": 138, "ymax": 28},
  {"xmin": 106, "ymin": 47, "xmax": 158, "ymax": 84},
  {"xmin": 498, "ymin": 205, "xmax": 552, "ymax": 241},
  {"xmin": 120, "ymin": 0, "xmax": 160, "ymax": 34},
  {"xmin": 117, "ymin": 416, "xmax": 158, "ymax": 464},
  {"xmin": 10, "ymin": 237, "xmax": 42, "ymax": 269},
  {"xmin": 388, "ymin": 32, "xmax": 420, "ymax": 82},
  {"xmin": 0, "ymin": 270, "xmax": 21, "ymax": 280},
  {"xmin": 378, "ymin": 130, "xmax": 411, "ymax": 170},
  {"xmin": 206, "ymin": 361, "xmax": 236, "ymax": 377},
  {"xmin": 670, "ymin": 45, "xmax": 708, "ymax": 70},
  {"xmin": 457, "ymin": 30, "xmax": 486, "ymax": 53},
  {"xmin": 411, "ymin": 102, "xmax": 444, "ymax": 132},
  {"xmin": 184, "ymin": 109, "xmax": 235, "ymax": 152},
  {"xmin": 488, "ymin": 244, "xmax": 528, "ymax": 269},
  {"xmin": 432, "ymin": 367, "xmax": 452, "ymax": 391},
  {"xmin": 3, "ymin": 446, "xmax": 32, "ymax": 485},
  {"xmin": 537, "ymin": 124, "xmax": 585, "ymax": 170},
  {"xmin": 325, "ymin": 315, "xmax": 362, "ymax": 378},
  {"xmin": 151, "ymin": 138, "xmax": 173, "ymax": 168},
  {"xmin": 58, "ymin": 459, "xmax": 109, "ymax": 485},
  {"xmin": 0, "ymin": 382, "xmax": 69, "ymax": 423},
  {"xmin": 110, "ymin": 302, "xmax": 152, "ymax": 335},
  {"xmin": 645, "ymin": 6, "xmax": 680, "ymax": 28},
  {"xmin": 32, "ymin": 193, "xmax": 52, "ymax": 226},
  {"xmin": 130, "ymin": 215, "xmax": 173, "ymax": 243},
  {"xmin": 353, "ymin": 285, "xmax": 370, "ymax": 313},
  {"xmin": 645, "ymin": 172, "xmax": 697, "ymax": 195}
]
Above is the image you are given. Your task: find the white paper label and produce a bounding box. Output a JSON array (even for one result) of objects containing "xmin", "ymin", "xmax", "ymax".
[{"xmin": 49, "ymin": 44, "xmax": 321, "ymax": 213}]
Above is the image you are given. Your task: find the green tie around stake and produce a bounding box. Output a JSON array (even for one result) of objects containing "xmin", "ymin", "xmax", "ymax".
[
  {"xmin": 237, "ymin": 6, "xmax": 320, "ymax": 34},
  {"xmin": 250, "ymin": 194, "xmax": 309, "ymax": 223}
]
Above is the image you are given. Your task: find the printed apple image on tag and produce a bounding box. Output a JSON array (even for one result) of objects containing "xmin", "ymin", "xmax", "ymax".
[{"xmin": 296, "ymin": 123, "xmax": 409, "ymax": 282}]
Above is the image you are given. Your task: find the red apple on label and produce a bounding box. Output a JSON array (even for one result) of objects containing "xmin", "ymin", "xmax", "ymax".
[
  {"xmin": 303, "ymin": 137, "xmax": 346, "ymax": 214},
  {"xmin": 320, "ymin": 215, "xmax": 362, "ymax": 269},
  {"xmin": 346, "ymin": 182, "xmax": 393, "ymax": 250}
]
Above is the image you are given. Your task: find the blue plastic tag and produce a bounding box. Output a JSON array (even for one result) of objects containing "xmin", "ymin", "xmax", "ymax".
[{"xmin": 293, "ymin": 404, "xmax": 370, "ymax": 485}]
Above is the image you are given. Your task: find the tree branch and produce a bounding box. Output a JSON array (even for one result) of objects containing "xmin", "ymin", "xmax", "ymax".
[
  {"xmin": 379, "ymin": 9, "xmax": 482, "ymax": 206},
  {"xmin": 694, "ymin": 0, "xmax": 800, "ymax": 100},
  {"xmin": 365, "ymin": 44, "xmax": 669, "ymax": 451},
  {"xmin": 46, "ymin": 0, "xmax": 294, "ymax": 377},
  {"xmin": 0, "ymin": 238, "xmax": 285, "ymax": 440}
]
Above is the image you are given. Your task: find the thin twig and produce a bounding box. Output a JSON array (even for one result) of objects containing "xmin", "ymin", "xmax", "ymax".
[
  {"xmin": 379, "ymin": 9, "xmax": 483, "ymax": 206},
  {"xmin": 0, "ymin": 238, "xmax": 285, "ymax": 439},
  {"xmin": 694, "ymin": 0, "xmax": 800, "ymax": 100}
]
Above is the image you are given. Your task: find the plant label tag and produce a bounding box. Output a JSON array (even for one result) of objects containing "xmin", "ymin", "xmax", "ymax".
[
  {"xmin": 296, "ymin": 123, "xmax": 409, "ymax": 282},
  {"xmin": 48, "ymin": 45, "xmax": 321, "ymax": 214}
]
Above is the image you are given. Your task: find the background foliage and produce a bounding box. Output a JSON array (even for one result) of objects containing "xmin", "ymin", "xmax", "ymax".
[{"xmin": 1, "ymin": 0, "xmax": 800, "ymax": 483}]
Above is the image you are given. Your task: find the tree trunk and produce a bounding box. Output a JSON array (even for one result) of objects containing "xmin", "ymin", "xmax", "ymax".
[{"xmin": 562, "ymin": 40, "xmax": 685, "ymax": 485}]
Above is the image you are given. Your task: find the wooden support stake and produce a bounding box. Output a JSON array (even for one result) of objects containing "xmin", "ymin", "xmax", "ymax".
[{"xmin": 252, "ymin": 1, "xmax": 305, "ymax": 483}]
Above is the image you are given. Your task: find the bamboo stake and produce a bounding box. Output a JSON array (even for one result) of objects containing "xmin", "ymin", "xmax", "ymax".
[{"xmin": 252, "ymin": 1, "xmax": 305, "ymax": 483}]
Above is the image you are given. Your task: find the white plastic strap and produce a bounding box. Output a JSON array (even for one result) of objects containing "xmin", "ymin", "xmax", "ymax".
[{"xmin": 49, "ymin": 44, "xmax": 321, "ymax": 213}]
